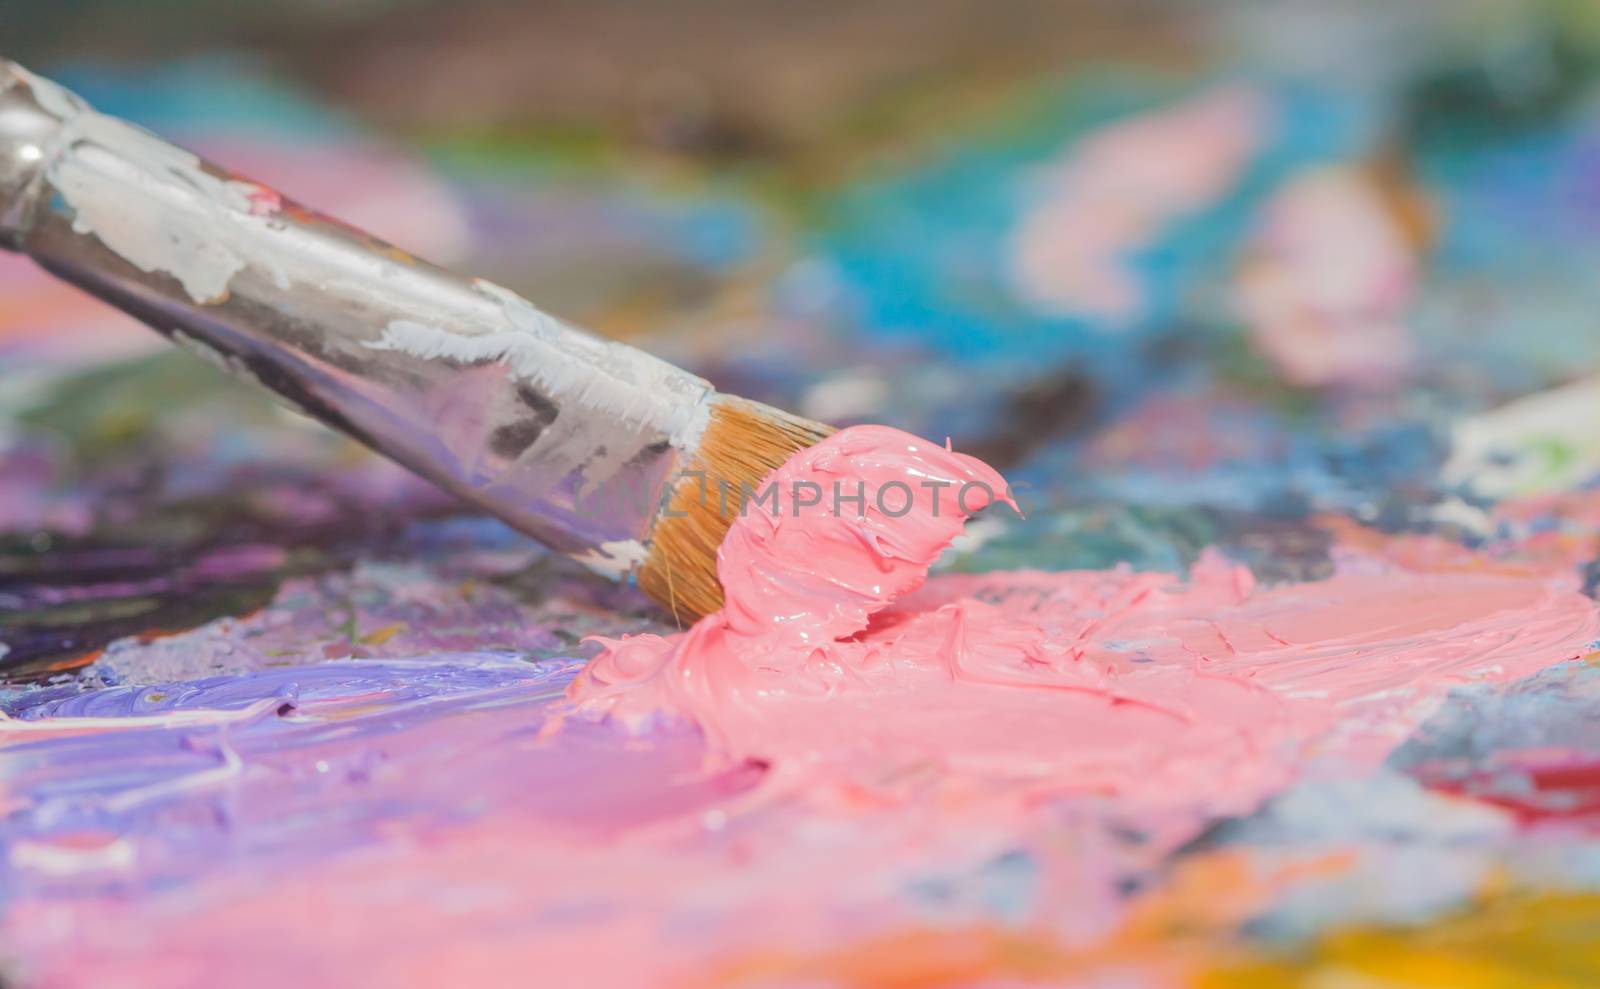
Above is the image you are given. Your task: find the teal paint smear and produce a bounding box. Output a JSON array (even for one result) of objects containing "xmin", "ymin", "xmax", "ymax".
[{"xmin": 812, "ymin": 74, "xmax": 1359, "ymax": 369}]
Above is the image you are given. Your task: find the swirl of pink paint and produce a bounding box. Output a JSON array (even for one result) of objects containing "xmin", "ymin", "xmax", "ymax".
[{"xmin": 570, "ymin": 425, "xmax": 1600, "ymax": 818}]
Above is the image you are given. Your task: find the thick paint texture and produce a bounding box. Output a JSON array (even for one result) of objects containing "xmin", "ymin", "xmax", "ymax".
[
  {"xmin": 572, "ymin": 426, "xmax": 1600, "ymax": 818},
  {"xmin": 6, "ymin": 430, "xmax": 1599, "ymax": 989},
  {"xmin": 14, "ymin": 37, "xmax": 1600, "ymax": 988},
  {"xmin": 575, "ymin": 424, "xmax": 1019, "ymax": 752}
]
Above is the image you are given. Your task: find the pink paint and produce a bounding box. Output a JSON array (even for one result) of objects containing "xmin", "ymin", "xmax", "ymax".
[
  {"xmin": 573, "ymin": 425, "xmax": 1599, "ymax": 824},
  {"xmin": 8, "ymin": 428, "xmax": 1598, "ymax": 988},
  {"xmin": 241, "ymin": 183, "xmax": 282, "ymax": 217},
  {"xmin": 576, "ymin": 425, "xmax": 1017, "ymax": 747},
  {"xmin": 1236, "ymin": 165, "xmax": 1419, "ymax": 389},
  {"xmin": 1008, "ymin": 86, "xmax": 1272, "ymax": 324}
]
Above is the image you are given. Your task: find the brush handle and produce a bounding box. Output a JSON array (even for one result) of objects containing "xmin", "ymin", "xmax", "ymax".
[{"xmin": 0, "ymin": 59, "xmax": 714, "ymax": 576}]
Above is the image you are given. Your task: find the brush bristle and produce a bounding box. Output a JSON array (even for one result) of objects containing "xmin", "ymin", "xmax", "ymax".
[{"xmin": 638, "ymin": 396, "xmax": 833, "ymax": 624}]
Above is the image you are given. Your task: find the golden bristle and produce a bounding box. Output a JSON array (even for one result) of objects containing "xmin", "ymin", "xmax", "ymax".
[{"xmin": 638, "ymin": 396, "xmax": 833, "ymax": 624}]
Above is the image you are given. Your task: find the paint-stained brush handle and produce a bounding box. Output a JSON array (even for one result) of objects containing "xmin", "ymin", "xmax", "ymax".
[{"xmin": 0, "ymin": 59, "xmax": 717, "ymax": 576}]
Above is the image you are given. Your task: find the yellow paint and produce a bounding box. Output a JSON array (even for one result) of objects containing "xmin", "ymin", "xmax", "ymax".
[
  {"xmin": 687, "ymin": 853, "xmax": 1600, "ymax": 989},
  {"xmin": 687, "ymin": 850, "xmax": 1349, "ymax": 988},
  {"xmin": 1200, "ymin": 891, "xmax": 1600, "ymax": 989},
  {"xmin": 359, "ymin": 623, "xmax": 405, "ymax": 646}
]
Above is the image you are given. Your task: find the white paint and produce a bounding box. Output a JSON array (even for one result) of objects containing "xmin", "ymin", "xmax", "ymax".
[
  {"xmin": 473, "ymin": 279, "xmax": 714, "ymax": 448},
  {"xmin": 1443, "ymin": 375, "xmax": 1600, "ymax": 499},
  {"xmin": 800, "ymin": 370, "xmax": 888, "ymax": 421},
  {"xmin": 941, "ymin": 514, "xmax": 1009, "ymax": 561},
  {"xmin": 16, "ymin": 66, "xmax": 284, "ymax": 303},
  {"xmin": 10, "ymin": 836, "xmax": 137, "ymax": 876},
  {"xmin": 378, "ymin": 278, "xmax": 715, "ymax": 449},
  {"xmin": 366, "ymin": 278, "xmax": 712, "ymax": 492},
  {"xmin": 573, "ymin": 539, "xmax": 650, "ymax": 579},
  {"xmin": 0, "ymin": 696, "xmax": 281, "ymax": 735},
  {"xmin": 1427, "ymin": 497, "xmax": 1493, "ymax": 536}
]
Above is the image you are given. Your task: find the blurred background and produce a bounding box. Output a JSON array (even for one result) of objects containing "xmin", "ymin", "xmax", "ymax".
[
  {"xmin": 8, "ymin": 1, "xmax": 1599, "ymax": 378},
  {"xmin": 9, "ymin": 8, "xmax": 1600, "ymax": 983},
  {"xmin": 5, "ymin": 0, "xmax": 1600, "ymax": 674}
]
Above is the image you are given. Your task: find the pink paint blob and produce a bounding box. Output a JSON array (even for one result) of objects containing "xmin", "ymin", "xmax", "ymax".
[
  {"xmin": 8, "ymin": 427, "xmax": 1598, "ymax": 989},
  {"xmin": 571, "ymin": 425, "xmax": 1599, "ymax": 824},
  {"xmin": 576, "ymin": 425, "xmax": 1017, "ymax": 749}
]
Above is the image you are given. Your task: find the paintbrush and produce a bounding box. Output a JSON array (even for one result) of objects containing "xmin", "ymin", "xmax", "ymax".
[{"xmin": 0, "ymin": 59, "xmax": 830, "ymax": 622}]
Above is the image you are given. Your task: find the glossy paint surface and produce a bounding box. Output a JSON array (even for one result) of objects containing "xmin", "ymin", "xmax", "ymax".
[{"xmin": 8, "ymin": 11, "xmax": 1600, "ymax": 984}]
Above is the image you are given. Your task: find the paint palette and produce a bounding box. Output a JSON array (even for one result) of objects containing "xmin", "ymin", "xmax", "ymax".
[{"xmin": 6, "ymin": 7, "xmax": 1600, "ymax": 986}]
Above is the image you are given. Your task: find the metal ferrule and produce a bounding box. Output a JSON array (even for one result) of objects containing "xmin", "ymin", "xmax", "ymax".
[{"xmin": 0, "ymin": 59, "xmax": 715, "ymax": 577}]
